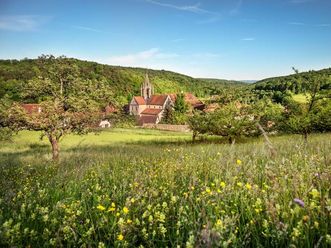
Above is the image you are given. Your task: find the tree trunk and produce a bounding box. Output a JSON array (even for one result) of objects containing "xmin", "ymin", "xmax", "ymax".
[
  {"xmin": 192, "ymin": 131, "xmax": 197, "ymax": 142},
  {"xmin": 303, "ymin": 132, "xmax": 308, "ymax": 143},
  {"xmin": 48, "ymin": 135, "xmax": 60, "ymax": 161}
]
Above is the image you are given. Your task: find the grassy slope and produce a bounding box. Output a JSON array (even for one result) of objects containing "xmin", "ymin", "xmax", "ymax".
[
  {"xmin": 0, "ymin": 129, "xmax": 330, "ymax": 247},
  {"xmin": 292, "ymin": 93, "xmax": 309, "ymax": 103}
]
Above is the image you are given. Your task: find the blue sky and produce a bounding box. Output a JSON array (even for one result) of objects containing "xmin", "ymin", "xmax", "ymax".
[{"xmin": 0, "ymin": 0, "xmax": 330, "ymax": 80}]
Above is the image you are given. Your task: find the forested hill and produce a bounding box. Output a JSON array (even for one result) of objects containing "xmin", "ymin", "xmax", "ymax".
[
  {"xmin": 0, "ymin": 58, "xmax": 241, "ymax": 105},
  {"xmin": 253, "ymin": 68, "xmax": 331, "ymax": 93},
  {"xmin": 198, "ymin": 78, "xmax": 246, "ymax": 86}
]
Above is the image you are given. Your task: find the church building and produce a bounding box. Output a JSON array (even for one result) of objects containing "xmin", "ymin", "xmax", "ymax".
[
  {"xmin": 129, "ymin": 73, "xmax": 205, "ymax": 125},
  {"xmin": 129, "ymin": 73, "xmax": 172, "ymax": 124}
]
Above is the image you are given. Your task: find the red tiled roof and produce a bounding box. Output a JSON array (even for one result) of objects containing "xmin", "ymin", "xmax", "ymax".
[
  {"xmin": 169, "ymin": 93, "xmax": 204, "ymax": 108},
  {"xmin": 133, "ymin": 96, "xmax": 146, "ymax": 105},
  {"xmin": 141, "ymin": 108, "xmax": 162, "ymax": 115},
  {"xmin": 168, "ymin": 93, "xmax": 177, "ymax": 103},
  {"xmin": 184, "ymin": 93, "xmax": 203, "ymax": 105},
  {"xmin": 138, "ymin": 115, "xmax": 158, "ymax": 125},
  {"xmin": 21, "ymin": 104, "xmax": 41, "ymax": 114},
  {"xmin": 148, "ymin": 95, "xmax": 168, "ymax": 106},
  {"xmin": 104, "ymin": 104, "xmax": 117, "ymax": 114}
]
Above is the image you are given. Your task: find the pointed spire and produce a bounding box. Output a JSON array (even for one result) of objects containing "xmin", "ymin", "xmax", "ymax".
[
  {"xmin": 141, "ymin": 71, "xmax": 153, "ymax": 99},
  {"xmin": 144, "ymin": 72, "xmax": 150, "ymax": 85}
]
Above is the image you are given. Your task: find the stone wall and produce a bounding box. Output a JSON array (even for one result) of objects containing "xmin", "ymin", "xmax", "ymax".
[{"xmin": 142, "ymin": 123, "xmax": 190, "ymax": 132}]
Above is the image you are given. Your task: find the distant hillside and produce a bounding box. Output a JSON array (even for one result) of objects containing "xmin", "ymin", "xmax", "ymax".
[
  {"xmin": 253, "ymin": 68, "xmax": 331, "ymax": 93},
  {"xmin": 0, "ymin": 57, "xmax": 241, "ymax": 105},
  {"xmin": 198, "ymin": 78, "xmax": 246, "ymax": 86}
]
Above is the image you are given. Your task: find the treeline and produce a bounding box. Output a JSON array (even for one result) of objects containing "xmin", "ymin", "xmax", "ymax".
[
  {"xmin": 252, "ymin": 68, "xmax": 331, "ymax": 102},
  {"xmin": 189, "ymin": 69, "xmax": 331, "ymax": 142},
  {"xmin": 0, "ymin": 56, "xmax": 242, "ymax": 106}
]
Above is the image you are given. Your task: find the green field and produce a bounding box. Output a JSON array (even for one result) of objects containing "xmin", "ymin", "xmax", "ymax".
[
  {"xmin": 0, "ymin": 129, "xmax": 330, "ymax": 247},
  {"xmin": 292, "ymin": 94, "xmax": 309, "ymax": 103}
]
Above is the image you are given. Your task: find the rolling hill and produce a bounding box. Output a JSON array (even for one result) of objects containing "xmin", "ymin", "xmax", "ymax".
[
  {"xmin": 0, "ymin": 57, "xmax": 242, "ymax": 105},
  {"xmin": 253, "ymin": 68, "xmax": 331, "ymax": 93}
]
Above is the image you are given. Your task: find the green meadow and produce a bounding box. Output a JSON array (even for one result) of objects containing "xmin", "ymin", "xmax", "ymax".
[{"xmin": 0, "ymin": 129, "xmax": 330, "ymax": 247}]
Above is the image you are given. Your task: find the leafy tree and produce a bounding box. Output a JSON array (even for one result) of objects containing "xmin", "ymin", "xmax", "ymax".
[
  {"xmin": 5, "ymin": 55, "xmax": 106, "ymax": 160},
  {"xmin": 0, "ymin": 97, "xmax": 13, "ymax": 141},
  {"xmin": 174, "ymin": 93, "xmax": 188, "ymax": 113},
  {"xmin": 281, "ymin": 69, "xmax": 331, "ymax": 141},
  {"xmin": 161, "ymin": 104, "xmax": 174, "ymax": 124},
  {"xmin": 189, "ymin": 103, "xmax": 258, "ymax": 143},
  {"xmin": 187, "ymin": 111, "xmax": 210, "ymax": 141}
]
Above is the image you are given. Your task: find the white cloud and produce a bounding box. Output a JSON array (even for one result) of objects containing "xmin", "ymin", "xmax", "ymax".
[
  {"xmin": 0, "ymin": 15, "xmax": 50, "ymax": 31},
  {"xmin": 106, "ymin": 48, "xmax": 179, "ymax": 66},
  {"xmin": 242, "ymin": 37, "xmax": 255, "ymax": 41},
  {"xmin": 144, "ymin": 0, "xmax": 221, "ymax": 24},
  {"xmin": 314, "ymin": 23, "xmax": 330, "ymax": 27},
  {"xmin": 230, "ymin": 0, "xmax": 243, "ymax": 15},
  {"xmin": 72, "ymin": 25, "xmax": 103, "ymax": 33},
  {"xmin": 145, "ymin": 0, "xmax": 212, "ymax": 14},
  {"xmin": 197, "ymin": 15, "xmax": 221, "ymax": 24}
]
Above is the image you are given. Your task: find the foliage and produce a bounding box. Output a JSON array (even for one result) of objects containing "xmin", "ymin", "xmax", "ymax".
[
  {"xmin": 4, "ymin": 55, "xmax": 103, "ymax": 160},
  {"xmin": 253, "ymin": 68, "xmax": 331, "ymax": 95},
  {"xmin": 0, "ymin": 127, "xmax": 12, "ymax": 141},
  {"xmin": 0, "ymin": 98, "xmax": 13, "ymax": 140},
  {"xmin": 174, "ymin": 93, "xmax": 188, "ymax": 113},
  {"xmin": 0, "ymin": 129, "xmax": 330, "ymax": 247},
  {"xmin": 160, "ymin": 104, "xmax": 174, "ymax": 124},
  {"xmin": 106, "ymin": 112, "xmax": 136, "ymax": 128},
  {"xmin": 279, "ymin": 71, "xmax": 331, "ymax": 140},
  {"xmin": 189, "ymin": 103, "xmax": 258, "ymax": 143},
  {"xmin": 0, "ymin": 57, "xmax": 242, "ymax": 105}
]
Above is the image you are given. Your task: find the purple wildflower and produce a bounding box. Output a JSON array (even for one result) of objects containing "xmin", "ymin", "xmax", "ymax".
[{"xmin": 294, "ymin": 198, "xmax": 305, "ymax": 208}]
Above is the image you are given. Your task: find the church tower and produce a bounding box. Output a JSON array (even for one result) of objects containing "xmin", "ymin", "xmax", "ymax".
[{"xmin": 141, "ymin": 73, "xmax": 154, "ymax": 100}]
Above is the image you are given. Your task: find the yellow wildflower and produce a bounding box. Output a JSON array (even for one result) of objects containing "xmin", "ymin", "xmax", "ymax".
[
  {"xmin": 216, "ymin": 219, "xmax": 223, "ymax": 227},
  {"xmin": 97, "ymin": 204, "xmax": 106, "ymax": 211},
  {"xmin": 108, "ymin": 203, "xmax": 116, "ymax": 212},
  {"xmin": 310, "ymin": 189, "xmax": 320, "ymax": 199},
  {"xmin": 237, "ymin": 182, "xmax": 243, "ymax": 187},
  {"xmin": 205, "ymin": 187, "xmax": 211, "ymax": 193},
  {"xmin": 220, "ymin": 182, "xmax": 226, "ymax": 188},
  {"xmin": 123, "ymin": 207, "xmax": 129, "ymax": 214},
  {"xmin": 245, "ymin": 183, "xmax": 252, "ymax": 190},
  {"xmin": 117, "ymin": 234, "xmax": 124, "ymax": 241},
  {"xmin": 236, "ymin": 159, "xmax": 242, "ymax": 165},
  {"xmin": 127, "ymin": 219, "xmax": 132, "ymax": 224}
]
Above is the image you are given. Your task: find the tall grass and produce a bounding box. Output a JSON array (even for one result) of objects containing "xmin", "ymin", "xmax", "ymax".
[{"xmin": 0, "ymin": 129, "xmax": 330, "ymax": 247}]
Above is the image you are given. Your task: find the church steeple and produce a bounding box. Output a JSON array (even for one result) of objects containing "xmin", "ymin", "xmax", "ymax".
[{"xmin": 141, "ymin": 72, "xmax": 153, "ymax": 99}]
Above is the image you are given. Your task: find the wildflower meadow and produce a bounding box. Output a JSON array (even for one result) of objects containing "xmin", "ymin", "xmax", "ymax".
[{"xmin": 0, "ymin": 129, "xmax": 330, "ymax": 247}]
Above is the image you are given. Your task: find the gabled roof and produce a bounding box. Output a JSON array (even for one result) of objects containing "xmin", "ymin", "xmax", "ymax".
[
  {"xmin": 138, "ymin": 115, "xmax": 158, "ymax": 125},
  {"xmin": 133, "ymin": 96, "xmax": 146, "ymax": 105},
  {"xmin": 169, "ymin": 93, "xmax": 204, "ymax": 107},
  {"xmin": 21, "ymin": 104, "xmax": 41, "ymax": 114},
  {"xmin": 104, "ymin": 104, "xmax": 117, "ymax": 114},
  {"xmin": 185, "ymin": 93, "xmax": 204, "ymax": 106},
  {"xmin": 148, "ymin": 95, "xmax": 169, "ymax": 106},
  {"xmin": 141, "ymin": 108, "xmax": 162, "ymax": 115}
]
